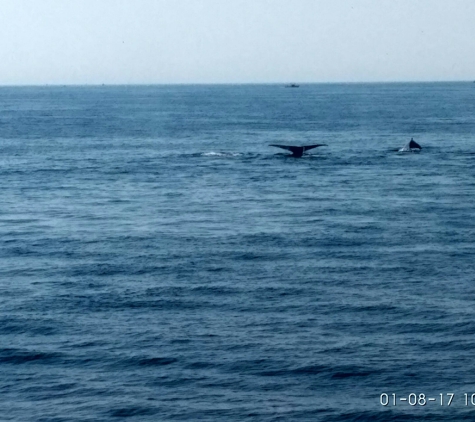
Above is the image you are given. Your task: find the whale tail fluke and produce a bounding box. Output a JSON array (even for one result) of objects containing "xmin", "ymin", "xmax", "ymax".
[{"xmin": 269, "ymin": 144, "xmax": 327, "ymax": 157}]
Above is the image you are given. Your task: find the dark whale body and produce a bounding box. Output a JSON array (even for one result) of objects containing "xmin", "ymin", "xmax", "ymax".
[
  {"xmin": 407, "ymin": 139, "xmax": 422, "ymax": 150},
  {"xmin": 399, "ymin": 138, "xmax": 422, "ymax": 152},
  {"xmin": 269, "ymin": 144, "xmax": 327, "ymax": 157}
]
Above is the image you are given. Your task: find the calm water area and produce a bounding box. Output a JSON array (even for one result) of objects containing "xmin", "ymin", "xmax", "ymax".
[{"xmin": 1, "ymin": 83, "xmax": 475, "ymax": 421}]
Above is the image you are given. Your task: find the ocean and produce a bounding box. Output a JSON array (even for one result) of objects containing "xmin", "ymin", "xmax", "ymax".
[{"xmin": 1, "ymin": 83, "xmax": 475, "ymax": 421}]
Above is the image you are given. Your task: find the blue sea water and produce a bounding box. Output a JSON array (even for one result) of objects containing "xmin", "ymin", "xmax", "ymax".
[{"xmin": 1, "ymin": 83, "xmax": 475, "ymax": 421}]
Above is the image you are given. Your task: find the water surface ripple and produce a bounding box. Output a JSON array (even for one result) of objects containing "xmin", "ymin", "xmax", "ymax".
[{"xmin": 1, "ymin": 83, "xmax": 475, "ymax": 421}]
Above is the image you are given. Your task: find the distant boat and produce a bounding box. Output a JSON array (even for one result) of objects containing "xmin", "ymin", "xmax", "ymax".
[{"xmin": 285, "ymin": 83, "xmax": 299, "ymax": 88}]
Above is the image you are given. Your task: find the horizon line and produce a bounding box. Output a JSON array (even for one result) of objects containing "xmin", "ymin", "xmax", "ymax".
[{"xmin": 0, "ymin": 79, "xmax": 474, "ymax": 88}]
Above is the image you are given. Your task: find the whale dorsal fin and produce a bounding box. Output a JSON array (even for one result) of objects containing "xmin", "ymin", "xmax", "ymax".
[
  {"xmin": 408, "ymin": 139, "xmax": 422, "ymax": 149},
  {"xmin": 399, "ymin": 139, "xmax": 422, "ymax": 152}
]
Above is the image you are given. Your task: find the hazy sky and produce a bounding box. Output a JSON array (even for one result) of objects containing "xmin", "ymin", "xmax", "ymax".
[{"xmin": 1, "ymin": 0, "xmax": 474, "ymax": 84}]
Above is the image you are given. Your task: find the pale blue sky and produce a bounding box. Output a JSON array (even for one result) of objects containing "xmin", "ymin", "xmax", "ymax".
[{"xmin": 1, "ymin": 0, "xmax": 474, "ymax": 84}]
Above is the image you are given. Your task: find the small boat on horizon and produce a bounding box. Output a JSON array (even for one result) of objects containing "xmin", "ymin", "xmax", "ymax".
[{"xmin": 285, "ymin": 83, "xmax": 299, "ymax": 88}]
